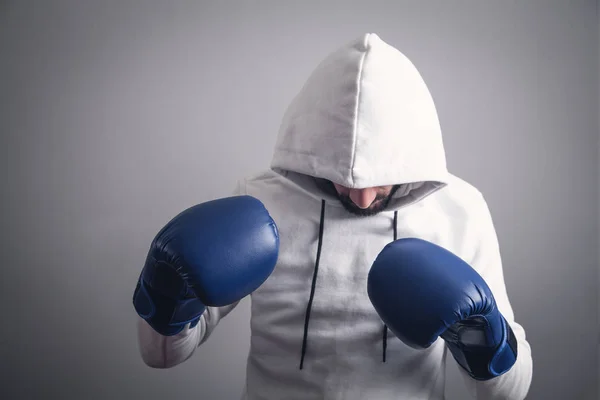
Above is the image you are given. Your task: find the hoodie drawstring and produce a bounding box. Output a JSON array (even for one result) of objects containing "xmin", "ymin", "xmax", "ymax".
[
  {"xmin": 382, "ymin": 210, "xmax": 398, "ymax": 363},
  {"xmin": 300, "ymin": 203, "xmax": 399, "ymax": 369},
  {"xmin": 300, "ymin": 199, "xmax": 326, "ymax": 370}
]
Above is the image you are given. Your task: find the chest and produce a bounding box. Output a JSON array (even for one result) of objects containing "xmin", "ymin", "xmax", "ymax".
[{"xmin": 254, "ymin": 202, "xmax": 461, "ymax": 325}]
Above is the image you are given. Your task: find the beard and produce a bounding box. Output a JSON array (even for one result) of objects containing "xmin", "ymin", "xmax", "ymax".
[{"xmin": 318, "ymin": 179, "xmax": 401, "ymax": 217}]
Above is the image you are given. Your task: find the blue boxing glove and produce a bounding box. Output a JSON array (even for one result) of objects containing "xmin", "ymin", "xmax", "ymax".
[
  {"xmin": 133, "ymin": 195, "xmax": 279, "ymax": 336},
  {"xmin": 367, "ymin": 238, "xmax": 517, "ymax": 381}
]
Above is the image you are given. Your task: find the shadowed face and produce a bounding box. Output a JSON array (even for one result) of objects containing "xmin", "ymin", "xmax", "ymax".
[{"xmin": 330, "ymin": 182, "xmax": 401, "ymax": 216}]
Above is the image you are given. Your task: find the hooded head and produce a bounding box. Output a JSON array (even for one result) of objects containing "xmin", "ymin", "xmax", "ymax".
[{"xmin": 270, "ymin": 33, "xmax": 449, "ymax": 215}]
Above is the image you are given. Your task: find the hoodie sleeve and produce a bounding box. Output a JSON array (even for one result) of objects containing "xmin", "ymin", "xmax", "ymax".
[
  {"xmin": 136, "ymin": 302, "xmax": 240, "ymax": 368},
  {"xmin": 136, "ymin": 180, "xmax": 247, "ymax": 369},
  {"xmin": 454, "ymin": 193, "xmax": 533, "ymax": 399}
]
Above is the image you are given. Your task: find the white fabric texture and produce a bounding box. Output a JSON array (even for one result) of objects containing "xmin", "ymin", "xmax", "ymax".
[{"xmin": 136, "ymin": 33, "xmax": 533, "ymax": 400}]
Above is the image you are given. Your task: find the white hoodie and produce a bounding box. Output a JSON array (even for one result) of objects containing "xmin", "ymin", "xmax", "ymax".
[{"xmin": 136, "ymin": 33, "xmax": 533, "ymax": 399}]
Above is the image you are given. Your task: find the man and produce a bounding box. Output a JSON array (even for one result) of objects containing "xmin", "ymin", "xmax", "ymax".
[{"xmin": 133, "ymin": 33, "xmax": 533, "ymax": 399}]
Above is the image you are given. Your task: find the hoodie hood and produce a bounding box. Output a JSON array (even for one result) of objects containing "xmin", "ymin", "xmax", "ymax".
[{"xmin": 270, "ymin": 33, "xmax": 449, "ymax": 210}]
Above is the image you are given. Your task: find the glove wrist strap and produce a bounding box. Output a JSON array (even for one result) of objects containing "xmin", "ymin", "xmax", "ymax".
[
  {"xmin": 132, "ymin": 260, "xmax": 207, "ymax": 336},
  {"xmin": 442, "ymin": 315, "xmax": 518, "ymax": 381},
  {"xmin": 133, "ymin": 277, "xmax": 206, "ymax": 336}
]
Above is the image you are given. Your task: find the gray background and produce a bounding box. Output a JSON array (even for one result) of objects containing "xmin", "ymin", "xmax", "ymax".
[{"xmin": 1, "ymin": 1, "xmax": 598, "ymax": 399}]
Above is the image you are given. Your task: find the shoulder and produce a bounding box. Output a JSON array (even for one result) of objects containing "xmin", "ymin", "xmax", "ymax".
[
  {"xmin": 421, "ymin": 173, "xmax": 496, "ymax": 236},
  {"xmin": 442, "ymin": 173, "xmax": 485, "ymax": 202},
  {"xmin": 235, "ymin": 170, "xmax": 302, "ymax": 206},
  {"xmin": 233, "ymin": 169, "xmax": 279, "ymax": 194},
  {"xmin": 420, "ymin": 175, "xmax": 501, "ymax": 267},
  {"xmin": 241, "ymin": 169, "xmax": 286, "ymax": 193},
  {"xmin": 429, "ymin": 173, "xmax": 489, "ymax": 213}
]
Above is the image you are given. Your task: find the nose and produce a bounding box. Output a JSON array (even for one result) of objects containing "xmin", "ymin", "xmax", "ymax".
[{"xmin": 349, "ymin": 188, "xmax": 378, "ymax": 209}]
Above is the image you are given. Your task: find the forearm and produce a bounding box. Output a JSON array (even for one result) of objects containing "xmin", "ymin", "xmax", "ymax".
[
  {"xmin": 136, "ymin": 301, "xmax": 240, "ymax": 368},
  {"xmin": 459, "ymin": 194, "xmax": 533, "ymax": 399},
  {"xmin": 136, "ymin": 315, "xmax": 204, "ymax": 368}
]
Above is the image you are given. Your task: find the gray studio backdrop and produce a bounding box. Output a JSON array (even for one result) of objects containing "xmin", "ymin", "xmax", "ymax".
[{"xmin": 1, "ymin": 1, "xmax": 598, "ymax": 399}]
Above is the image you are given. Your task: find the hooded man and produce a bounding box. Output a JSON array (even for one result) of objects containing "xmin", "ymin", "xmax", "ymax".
[{"xmin": 133, "ymin": 33, "xmax": 533, "ymax": 399}]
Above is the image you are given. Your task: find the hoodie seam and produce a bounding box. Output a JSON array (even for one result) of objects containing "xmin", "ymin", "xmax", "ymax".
[{"xmin": 350, "ymin": 40, "xmax": 369, "ymax": 186}]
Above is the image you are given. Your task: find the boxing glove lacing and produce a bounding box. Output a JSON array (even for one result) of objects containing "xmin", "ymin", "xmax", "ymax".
[{"xmin": 299, "ymin": 200, "xmax": 399, "ymax": 369}]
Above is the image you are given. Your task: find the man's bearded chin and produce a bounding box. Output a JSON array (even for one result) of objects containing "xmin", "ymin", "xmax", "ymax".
[{"xmin": 319, "ymin": 180, "xmax": 401, "ymax": 217}]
